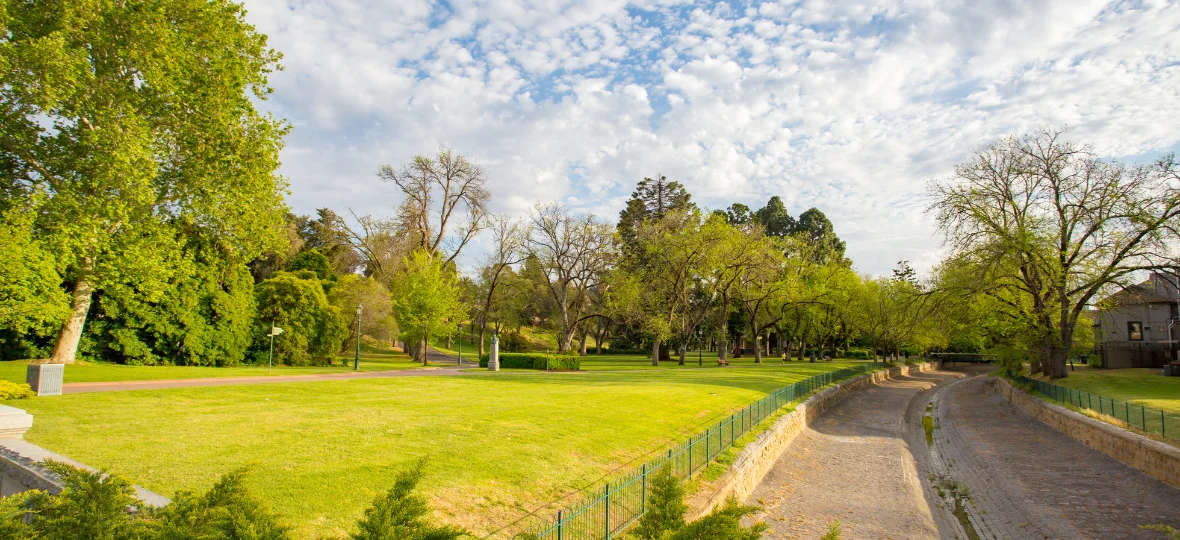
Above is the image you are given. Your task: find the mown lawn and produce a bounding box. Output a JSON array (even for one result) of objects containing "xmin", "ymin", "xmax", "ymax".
[
  {"xmin": 0, "ymin": 346, "xmax": 429, "ymax": 385},
  {"xmin": 8, "ymin": 362, "xmax": 859, "ymax": 538},
  {"xmin": 1041, "ymin": 366, "xmax": 1180, "ymax": 415}
]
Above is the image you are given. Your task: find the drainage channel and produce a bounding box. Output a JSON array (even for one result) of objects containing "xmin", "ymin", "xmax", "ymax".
[{"xmin": 922, "ymin": 385, "xmax": 982, "ymax": 540}]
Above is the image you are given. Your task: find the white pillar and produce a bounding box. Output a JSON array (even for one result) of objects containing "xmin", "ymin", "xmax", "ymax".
[{"xmin": 489, "ymin": 336, "xmax": 500, "ymax": 371}]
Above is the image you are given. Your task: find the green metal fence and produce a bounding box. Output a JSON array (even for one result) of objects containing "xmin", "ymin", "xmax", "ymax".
[
  {"xmin": 527, "ymin": 363, "xmax": 889, "ymax": 540},
  {"xmin": 1014, "ymin": 375, "xmax": 1178, "ymax": 442}
]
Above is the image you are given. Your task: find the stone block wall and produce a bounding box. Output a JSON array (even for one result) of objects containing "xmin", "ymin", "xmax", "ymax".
[
  {"xmin": 687, "ymin": 362, "xmax": 938, "ymax": 518},
  {"xmin": 990, "ymin": 377, "xmax": 1180, "ymax": 490}
]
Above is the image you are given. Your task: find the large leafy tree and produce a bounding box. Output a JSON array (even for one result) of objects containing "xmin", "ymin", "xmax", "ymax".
[
  {"xmin": 930, "ymin": 128, "xmax": 1180, "ymax": 378},
  {"xmin": 254, "ymin": 271, "xmax": 347, "ymax": 366},
  {"xmin": 0, "ymin": 0, "xmax": 289, "ymax": 363},
  {"xmin": 389, "ymin": 250, "xmax": 465, "ymax": 364}
]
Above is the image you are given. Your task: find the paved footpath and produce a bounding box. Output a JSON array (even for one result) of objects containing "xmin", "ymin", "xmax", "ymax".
[
  {"xmin": 63, "ymin": 347, "xmax": 478, "ymax": 394},
  {"xmin": 746, "ymin": 369, "xmax": 963, "ymax": 539},
  {"xmin": 936, "ymin": 375, "xmax": 1180, "ymax": 539}
]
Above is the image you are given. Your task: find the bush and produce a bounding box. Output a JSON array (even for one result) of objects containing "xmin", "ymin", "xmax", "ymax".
[
  {"xmin": 500, "ymin": 332, "xmax": 531, "ymax": 353},
  {"xmin": 842, "ymin": 349, "xmax": 872, "ymax": 360},
  {"xmin": 0, "ymin": 380, "xmax": 35, "ymax": 400},
  {"xmin": 478, "ymin": 353, "xmax": 580, "ymax": 370},
  {"xmin": 633, "ymin": 468, "xmax": 686, "ymax": 539},
  {"xmin": 150, "ymin": 467, "xmax": 290, "ymax": 539},
  {"xmin": 0, "ymin": 462, "xmax": 292, "ymax": 540},
  {"xmin": 351, "ymin": 459, "xmax": 465, "ymax": 540}
]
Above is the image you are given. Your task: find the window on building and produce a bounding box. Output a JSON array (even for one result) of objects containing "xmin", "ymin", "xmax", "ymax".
[{"xmin": 1128, "ymin": 321, "xmax": 1143, "ymax": 341}]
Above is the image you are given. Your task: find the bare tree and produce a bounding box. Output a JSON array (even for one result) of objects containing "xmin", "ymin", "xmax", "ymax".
[
  {"xmin": 475, "ymin": 215, "xmax": 525, "ymax": 356},
  {"xmin": 339, "ymin": 212, "xmax": 415, "ymax": 287},
  {"xmin": 378, "ymin": 148, "xmax": 490, "ymax": 264},
  {"xmin": 930, "ymin": 127, "xmax": 1180, "ymax": 378},
  {"xmin": 526, "ymin": 203, "xmax": 615, "ymax": 352}
]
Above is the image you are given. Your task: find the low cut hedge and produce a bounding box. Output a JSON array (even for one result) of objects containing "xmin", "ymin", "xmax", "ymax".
[{"xmin": 478, "ymin": 352, "xmax": 580, "ymax": 370}]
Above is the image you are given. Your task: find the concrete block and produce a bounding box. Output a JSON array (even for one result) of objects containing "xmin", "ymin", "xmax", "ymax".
[{"xmin": 0, "ymin": 406, "xmax": 32, "ymax": 439}]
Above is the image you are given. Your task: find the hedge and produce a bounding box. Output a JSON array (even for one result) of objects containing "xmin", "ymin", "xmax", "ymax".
[{"xmin": 477, "ymin": 353, "xmax": 580, "ymax": 370}]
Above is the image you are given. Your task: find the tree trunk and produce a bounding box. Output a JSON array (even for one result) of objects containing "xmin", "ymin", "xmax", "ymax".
[
  {"xmin": 579, "ymin": 332, "xmax": 588, "ymax": 356},
  {"xmin": 420, "ymin": 337, "xmax": 429, "ymax": 365},
  {"xmin": 478, "ymin": 326, "xmax": 486, "ymax": 357},
  {"xmin": 798, "ymin": 339, "xmax": 806, "ymax": 362},
  {"xmin": 49, "ymin": 276, "xmax": 95, "ymax": 364},
  {"xmin": 678, "ymin": 342, "xmax": 687, "ymax": 365},
  {"xmin": 1048, "ymin": 347, "xmax": 1069, "ymax": 379},
  {"xmin": 733, "ymin": 335, "xmax": 743, "ymax": 358},
  {"xmin": 753, "ymin": 335, "xmax": 763, "ymax": 364},
  {"xmin": 651, "ymin": 339, "xmax": 660, "ymax": 366},
  {"xmin": 785, "ymin": 340, "xmax": 793, "ymax": 362},
  {"xmin": 446, "ymin": 335, "xmax": 452, "ymax": 349},
  {"xmin": 718, "ymin": 337, "xmax": 728, "ymax": 362}
]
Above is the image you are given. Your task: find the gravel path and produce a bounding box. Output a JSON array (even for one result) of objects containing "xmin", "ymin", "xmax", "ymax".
[
  {"xmin": 746, "ymin": 369, "xmax": 963, "ymax": 539},
  {"xmin": 935, "ymin": 375, "xmax": 1180, "ymax": 539}
]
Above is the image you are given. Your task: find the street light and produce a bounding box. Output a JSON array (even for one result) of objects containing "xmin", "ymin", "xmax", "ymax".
[
  {"xmin": 458, "ymin": 322, "xmax": 464, "ymax": 366},
  {"xmin": 354, "ymin": 304, "xmax": 363, "ymax": 371},
  {"xmin": 267, "ymin": 322, "xmax": 284, "ymax": 373}
]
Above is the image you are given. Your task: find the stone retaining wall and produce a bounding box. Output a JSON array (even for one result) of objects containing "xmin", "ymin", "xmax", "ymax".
[
  {"xmin": 990, "ymin": 376, "xmax": 1180, "ymax": 490},
  {"xmin": 687, "ymin": 362, "xmax": 938, "ymax": 518}
]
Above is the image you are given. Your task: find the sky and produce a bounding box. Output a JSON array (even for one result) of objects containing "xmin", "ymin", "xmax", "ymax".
[{"xmin": 241, "ymin": 0, "xmax": 1180, "ymax": 276}]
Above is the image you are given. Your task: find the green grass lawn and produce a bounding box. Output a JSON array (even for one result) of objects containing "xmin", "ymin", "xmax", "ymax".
[
  {"xmin": 0, "ymin": 345, "xmax": 430, "ymax": 385},
  {"xmin": 8, "ymin": 362, "xmax": 858, "ymax": 538},
  {"xmin": 1038, "ymin": 366, "xmax": 1180, "ymax": 415}
]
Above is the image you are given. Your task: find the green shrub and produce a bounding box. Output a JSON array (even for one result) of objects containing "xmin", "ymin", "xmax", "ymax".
[
  {"xmin": 150, "ymin": 467, "xmax": 290, "ymax": 539},
  {"xmin": 821, "ymin": 521, "xmax": 842, "ymax": 540},
  {"xmin": 633, "ymin": 468, "xmax": 686, "ymax": 540},
  {"xmin": 0, "ymin": 462, "xmax": 293, "ymax": 540},
  {"xmin": 477, "ymin": 353, "xmax": 580, "ymax": 370},
  {"xmin": 667, "ymin": 499, "xmax": 765, "ymax": 540},
  {"xmin": 21, "ymin": 461, "xmax": 145, "ymax": 539},
  {"xmin": 1140, "ymin": 524, "xmax": 1180, "ymax": 540},
  {"xmin": 0, "ymin": 380, "xmax": 35, "ymax": 400},
  {"xmin": 500, "ymin": 332, "xmax": 531, "ymax": 353},
  {"xmin": 351, "ymin": 459, "xmax": 465, "ymax": 540}
]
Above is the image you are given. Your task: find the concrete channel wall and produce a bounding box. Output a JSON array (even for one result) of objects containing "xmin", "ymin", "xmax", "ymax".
[
  {"xmin": 687, "ymin": 361, "xmax": 938, "ymax": 518},
  {"xmin": 990, "ymin": 377, "xmax": 1180, "ymax": 490}
]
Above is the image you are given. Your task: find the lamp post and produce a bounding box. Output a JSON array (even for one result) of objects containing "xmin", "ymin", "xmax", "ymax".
[
  {"xmin": 354, "ymin": 304, "xmax": 363, "ymax": 371},
  {"xmin": 698, "ymin": 327, "xmax": 703, "ymax": 367},
  {"xmin": 458, "ymin": 322, "xmax": 464, "ymax": 366},
  {"xmin": 267, "ymin": 322, "xmax": 284, "ymax": 373}
]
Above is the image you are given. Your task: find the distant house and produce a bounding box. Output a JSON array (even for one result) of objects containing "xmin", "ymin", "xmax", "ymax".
[{"xmin": 1093, "ymin": 273, "xmax": 1179, "ymax": 369}]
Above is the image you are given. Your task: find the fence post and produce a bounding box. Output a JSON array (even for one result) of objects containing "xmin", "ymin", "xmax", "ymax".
[
  {"xmin": 604, "ymin": 482, "xmax": 611, "ymax": 540},
  {"xmin": 689, "ymin": 437, "xmax": 693, "ymax": 473},
  {"xmin": 1163, "ymin": 410, "xmax": 1167, "ymax": 437},
  {"xmin": 641, "ymin": 463, "xmax": 647, "ymax": 513},
  {"xmin": 557, "ymin": 510, "xmax": 563, "ymax": 540},
  {"xmin": 1142, "ymin": 405, "xmax": 1147, "ymax": 430},
  {"xmin": 706, "ymin": 426, "xmax": 710, "ymax": 461},
  {"xmin": 1125, "ymin": 401, "xmax": 1129, "ymax": 424}
]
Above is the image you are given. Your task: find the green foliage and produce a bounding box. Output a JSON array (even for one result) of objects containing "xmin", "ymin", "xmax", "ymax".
[
  {"xmin": 0, "ymin": 380, "xmax": 34, "ymax": 399},
  {"xmin": 0, "ymin": 203, "xmax": 68, "ymax": 341},
  {"xmin": 253, "ymin": 271, "xmax": 348, "ymax": 365},
  {"xmin": 1140, "ymin": 524, "xmax": 1180, "ymax": 540},
  {"xmin": 632, "ymin": 468, "xmax": 686, "ymax": 540},
  {"xmin": 820, "ymin": 521, "xmax": 842, "ymax": 540},
  {"xmin": 500, "ymin": 332, "xmax": 531, "ymax": 353},
  {"xmin": 329, "ymin": 274, "xmax": 396, "ymax": 346},
  {"xmin": 286, "ymin": 250, "xmax": 333, "ymax": 281},
  {"xmin": 23, "ymin": 461, "xmax": 145, "ymax": 539},
  {"xmin": 477, "ymin": 353, "xmax": 579, "ymax": 370},
  {"xmin": 150, "ymin": 467, "xmax": 290, "ymax": 540},
  {"xmin": 0, "ymin": 0, "xmax": 290, "ymax": 362},
  {"xmin": 82, "ymin": 259, "xmax": 258, "ymax": 366},
  {"xmin": 390, "ymin": 250, "xmax": 466, "ymax": 352},
  {"xmin": 666, "ymin": 500, "xmax": 765, "ymax": 540},
  {"xmin": 350, "ymin": 459, "xmax": 466, "ymax": 540},
  {"xmin": 0, "ymin": 462, "xmax": 292, "ymax": 539}
]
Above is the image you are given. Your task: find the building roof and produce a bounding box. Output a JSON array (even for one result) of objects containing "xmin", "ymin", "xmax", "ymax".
[{"xmin": 1103, "ymin": 273, "xmax": 1180, "ymax": 306}]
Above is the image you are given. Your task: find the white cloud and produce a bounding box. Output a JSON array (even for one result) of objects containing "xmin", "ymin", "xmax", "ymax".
[{"xmin": 244, "ymin": 0, "xmax": 1180, "ymax": 277}]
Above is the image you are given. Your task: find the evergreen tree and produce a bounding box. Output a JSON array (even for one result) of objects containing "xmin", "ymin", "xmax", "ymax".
[
  {"xmin": 350, "ymin": 460, "xmax": 466, "ymax": 540},
  {"xmin": 617, "ymin": 176, "xmax": 696, "ymax": 254},
  {"xmin": 754, "ymin": 196, "xmax": 796, "ymax": 238},
  {"xmin": 633, "ymin": 468, "xmax": 687, "ymax": 539}
]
